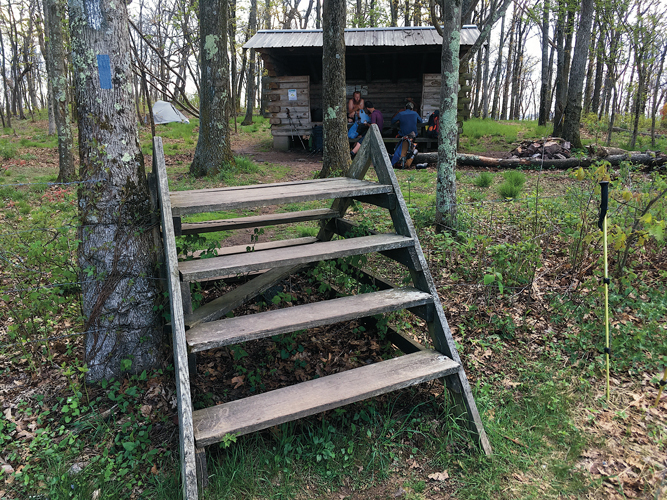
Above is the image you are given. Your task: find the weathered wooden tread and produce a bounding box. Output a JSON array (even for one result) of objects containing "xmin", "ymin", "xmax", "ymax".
[
  {"xmin": 186, "ymin": 287, "xmax": 433, "ymax": 352},
  {"xmin": 179, "ymin": 234, "xmax": 414, "ymax": 282},
  {"xmin": 170, "ymin": 178, "xmax": 393, "ymax": 216},
  {"xmin": 180, "ymin": 208, "xmax": 340, "ymax": 235},
  {"xmin": 193, "ymin": 350, "xmax": 459, "ymax": 446},
  {"xmin": 187, "ymin": 237, "xmax": 317, "ymax": 261}
]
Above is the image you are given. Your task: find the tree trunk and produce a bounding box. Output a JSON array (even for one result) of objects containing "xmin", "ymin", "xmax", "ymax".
[
  {"xmin": 242, "ymin": 0, "xmax": 258, "ymax": 126},
  {"xmin": 509, "ymin": 19, "xmax": 524, "ymax": 120},
  {"xmin": 650, "ymin": 45, "xmax": 667, "ymax": 147},
  {"xmin": 582, "ymin": 21, "xmax": 597, "ymax": 114},
  {"xmin": 435, "ymin": 0, "xmax": 461, "ymax": 232},
  {"xmin": 561, "ymin": 0, "xmax": 594, "ymax": 149},
  {"xmin": 190, "ymin": 0, "xmax": 236, "ymax": 177},
  {"xmin": 538, "ymin": 0, "xmax": 550, "ymax": 126},
  {"xmin": 553, "ymin": 2, "xmax": 573, "ymax": 136},
  {"xmin": 229, "ymin": 0, "xmax": 238, "ymax": 120},
  {"xmin": 320, "ymin": 0, "xmax": 349, "ymax": 178},
  {"xmin": 69, "ymin": 0, "xmax": 161, "ymax": 382},
  {"xmin": 629, "ymin": 56, "xmax": 645, "ymax": 150},
  {"xmin": 472, "ymin": 47, "xmax": 482, "ymax": 117},
  {"xmin": 1, "ymin": 24, "xmax": 11, "ymax": 128},
  {"xmin": 490, "ymin": 14, "xmax": 505, "ymax": 120},
  {"xmin": 481, "ymin": 44, "xmax": 490, "ymax": 118},
  {"xmin": 624, "ymin": 63, "xmax": 634, "ymax": 115},
  {"xmin": 500, "ymin": 13, "xmax": 515, "ymax": 120},
  {"xmin": 390, "ymin": 0, "xmax": 398, "ymax": 26},
  {"xmin": 35, "ymin": 9, "xmax": 56, "ymax": 134},
  {"xmin": 591, "ymin": 31, "xmax": 604, "ymax": 114},
  {"xmin": 44, "ymin": 0, "xmax": 75, "ymax": 182},
  {"xmin": 414, "ymin": 152, "xmax": 667, "ymax": 169}
]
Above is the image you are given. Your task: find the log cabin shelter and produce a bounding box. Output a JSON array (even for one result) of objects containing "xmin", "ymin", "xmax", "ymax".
[{"xmin": 243, "ymin": 25, "xmax": 483, "ymax": 150}]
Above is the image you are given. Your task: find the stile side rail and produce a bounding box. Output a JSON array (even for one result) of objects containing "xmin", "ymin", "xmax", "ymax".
[{"xmin": 153, "ymin": 137, "xmax": 199, "ymax": 499}]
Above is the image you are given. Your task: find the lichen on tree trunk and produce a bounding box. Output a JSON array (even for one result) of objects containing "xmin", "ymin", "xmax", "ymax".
[
  {"xmin": 190, "ymin": 0, "xmax": 236, "ymax": 177},
  {"xmin": 320, "ymin": 0, "xmax": 350, "ymax": 179},
  {"xmin": 69, "ymin": 0, "xmax": 161, "ymax": 382},
  {"xmin": 44, "ymin": 0, "xmax": 74, "ymax": 182},
  {"xmin": 435, "ymin": 0, "xmax": 461, "ymax": 233}
]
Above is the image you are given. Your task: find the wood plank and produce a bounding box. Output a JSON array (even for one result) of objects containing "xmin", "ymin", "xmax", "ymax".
[
  {"xmin": 181, "ymin": 209, "xmax": 339, "ymax": 235},
  {"xmin": 170, "ymin": 178, "xmax": 393, "ymax": 216},
  {"xmin": 185, "ymin": 265, "xmax": 303, "ymax": 330},
  {"xmin": 271, "ymin": 110, "xmax": 310, "ymax": 119},
  {"xmin": 187, "ymin": 287, "xmax": 433, "ymax": 352},
  {"xmin": 271, "ymin": 127, "xmax": 315, "ymax": 136},
  {"xmin": 193, "ymin": 350, "xmax": 459, "ymax": 446},
  {"xmin": 268, "ymin": 95, "xmax": 310, "ymax": 105},
  {"xmin": 179, "ymin": 234, "xmax": 414, "ymax": 282},
  {"xmin": 269, "ymin": 75, "xmax": 309, "ymax": 83},
  {"xmin": 188, "ymin": 237, "xmax": 318, "ymax": 261},
  {"xmin": 269, "ymin": 81, "xmax": 309, "ymax": 89},
  {"xmin": 153, "ymin": 137, "xmax": 198, "ymax": 499}
]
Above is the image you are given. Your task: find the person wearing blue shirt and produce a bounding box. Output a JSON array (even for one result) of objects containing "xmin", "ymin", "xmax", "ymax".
[{"xmin": 390, "ymin": 102, "xmax": 422, "ymax": 137}]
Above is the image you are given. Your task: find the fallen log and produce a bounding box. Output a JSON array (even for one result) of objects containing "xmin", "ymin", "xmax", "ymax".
[{"xmin": 412, "ymin": 152, "xmax": 667, "ymax": 170}]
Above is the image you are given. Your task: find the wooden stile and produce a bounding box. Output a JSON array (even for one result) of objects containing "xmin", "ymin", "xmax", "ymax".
[{"xmin": 156, "ymin": 124, "xmax": 491, "ymax": 499}]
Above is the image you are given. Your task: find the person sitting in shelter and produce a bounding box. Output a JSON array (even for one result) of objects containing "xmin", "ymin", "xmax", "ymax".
[
  {"xmin": 366, "ymin": 101, "xmax": 384, "ymax": 134},
  {"xmin": 351, "ymin": 101, "xmax": 383, "ymax": 156},
  {"xmin": 347, "ymin": 91, "xmax": 365, "ymax": 122},
  {"xmin": 351, "ymin": 102, "xmax": 383, "ymax": 156},
  {"xmin": 391, "ymin": 101, "xmax": 422, "ymax": 137}
]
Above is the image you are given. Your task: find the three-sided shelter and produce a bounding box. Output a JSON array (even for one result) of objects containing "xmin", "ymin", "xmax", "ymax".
[{"xmin": 243, "ymin": 26, "xmax": 482, "ymax": 150}]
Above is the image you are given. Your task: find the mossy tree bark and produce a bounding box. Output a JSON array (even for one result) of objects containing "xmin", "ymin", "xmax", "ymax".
[
  {"xmin": 69, "ymin": 0, "xmax": 162, "ymax": 382},
  {"xmin": 435, "ymin": 0, "xmax": 461, "ymax": 233},
  {"xmin": 190, "ymin": 0, "xmax": 235, "ymax": 177},
  {"xmin": 242, "ymin": 0, "xmax": 258, "ymax": 126},
  {"xmin": 561, "ymin": 0, "xmax": 594, "ymax": 149},
  {"xmin": 44, "ymin": 0, "xmax": 74, "ymax": 182},
  {"xmin": 320, "ymin": 0, "xmax": 350, "ymax": 178}
]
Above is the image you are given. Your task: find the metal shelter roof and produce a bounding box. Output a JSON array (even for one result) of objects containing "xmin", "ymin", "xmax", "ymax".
[{"xmin": 243, "ymin": 26, "xmax": 482, "ymax": 50}]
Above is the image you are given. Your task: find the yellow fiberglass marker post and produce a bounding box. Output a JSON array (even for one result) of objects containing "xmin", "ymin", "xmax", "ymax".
[{"xmin": 598, "ymin": 181, "xmax": 611, "ymax": 401}]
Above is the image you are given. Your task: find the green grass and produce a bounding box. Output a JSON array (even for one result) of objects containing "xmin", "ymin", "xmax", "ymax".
[
  {"xmin": 18, "ymin": 134, "xmax": 58, "ymax": 149},
  {"xmin": 497, "ymin": 181, "xmax": 522, "ymax": 199},
  {"xmin": 0, "ymin": 139, "xmax": 17, "ymax": 159},
  {"xmin": 462, "ymin": 118, "xmax": 519, "ymax": 142},
  {"xmin": 473, "ymin": 172, "xmax": 494, "ymax": 188},
  {"xmin": 502, "ymin": 170, "xmax": 526, "ymax": 188}
]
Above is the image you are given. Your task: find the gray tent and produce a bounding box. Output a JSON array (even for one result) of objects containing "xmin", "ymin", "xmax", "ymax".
[{"xmin": 152, "ymin": 101, "xmax": 190, "ymax": 124}]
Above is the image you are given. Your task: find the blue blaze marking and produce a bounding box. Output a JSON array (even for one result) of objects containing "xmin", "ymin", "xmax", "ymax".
[{"xmin": 97, "ymin": 55, "xmax": 112, "ymax": 89}]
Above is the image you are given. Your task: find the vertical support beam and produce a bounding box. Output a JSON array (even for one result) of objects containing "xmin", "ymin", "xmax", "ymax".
[
  {"xmin": 367, "ymin": 127, "xmax": 492, "ymax": 455},
  {"xmin": 153, "ymin": 137, "xmax": 199, "ymax": 498}
]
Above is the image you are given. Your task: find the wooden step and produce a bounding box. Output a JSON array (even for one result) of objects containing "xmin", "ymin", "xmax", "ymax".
[
  {"xmin": 193, "ymin": 350, "xmax": 459, "ymax": 446},
  {"xmin": 180, "ymin": 208, "xmax": 340, "ymax": 235},
  {"xmin": 187, "ymin": 237, "xmax": 317, "ymax": 261},
  {"xmin": 179, "ymin": 234, "xmax": 414, "ymax": 282},
  {"xmin": 187, "ymin": 287, "xmax": 433, "ymax": 352},
  {"xmin": 170, "ymin": 178, "xmax": 393, "ymax": 217}
]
